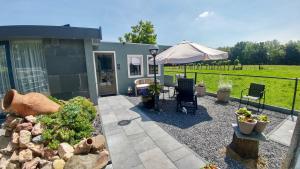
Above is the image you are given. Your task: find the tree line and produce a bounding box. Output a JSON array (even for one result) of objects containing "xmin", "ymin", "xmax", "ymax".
[{"xmin": 218, "ymin": 40, "xmax": 300, "ymax": 65}]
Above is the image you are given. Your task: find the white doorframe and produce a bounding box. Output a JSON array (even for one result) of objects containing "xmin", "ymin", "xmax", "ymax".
[{"xmin": 92, "ymin": 51, "xmax": 119, "ymax": 95}]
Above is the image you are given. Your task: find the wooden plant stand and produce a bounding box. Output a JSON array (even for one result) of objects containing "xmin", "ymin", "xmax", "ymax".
[{"xmin": 229, "ymin": 124, "xmax": 267, "ymax": 159}]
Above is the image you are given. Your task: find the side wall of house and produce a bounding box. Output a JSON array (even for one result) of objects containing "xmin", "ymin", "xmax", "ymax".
[
  {"xmin": 93, "ymin": 42, "xmax": 170, "ymax": 95},
  {"xmin": 43, "ymin": 39, "xmax": 90, "ymax": 100}
]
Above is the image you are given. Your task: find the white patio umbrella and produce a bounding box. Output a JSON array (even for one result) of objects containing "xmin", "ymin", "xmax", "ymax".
[{"xmin": 151, "ymin": 41, "xmax": 228, "ymax": 76}]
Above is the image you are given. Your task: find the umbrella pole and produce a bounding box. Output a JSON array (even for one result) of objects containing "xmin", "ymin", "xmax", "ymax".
[{"xmin": 184, "ymin": 65, "xmax": 187, "ymax": 78}]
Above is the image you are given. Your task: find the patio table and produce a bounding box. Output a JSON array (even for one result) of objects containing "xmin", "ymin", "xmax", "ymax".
[{"xmin": 229, "ymin": 123, "xmax": 267, "ymax": 159}]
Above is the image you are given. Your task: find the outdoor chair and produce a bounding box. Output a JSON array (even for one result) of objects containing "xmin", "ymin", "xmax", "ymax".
[
  {"xmin": 134, "ymin": 78, "xmax": 160, "ymax": 96},
  {"xmin": 176, "ymin": 78, "xmax": 198, "ymax": 114},
  {"xmin": 163, "ymin": 75, "xmax": 176, "ymax": 98},
  {"xmin": 239, "ymin": 83, "xmax": 266, "ymax": 112}
]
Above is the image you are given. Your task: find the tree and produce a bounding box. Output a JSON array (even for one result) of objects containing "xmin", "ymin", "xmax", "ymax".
[
  {"xmin": 285, "ymin": 41, "xmax": 300, "ymax": 65},
  {"xmin": 118, "ymin": 20, "xmax": 157, "ymax": 44}
]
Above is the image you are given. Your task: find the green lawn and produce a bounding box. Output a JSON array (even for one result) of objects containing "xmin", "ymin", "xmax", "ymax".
[{"xmin": 164, "ymin": 65, "xmax": 300, "ymax": 111}]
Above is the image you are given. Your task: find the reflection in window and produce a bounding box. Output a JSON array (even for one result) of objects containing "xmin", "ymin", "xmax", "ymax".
[
  {"xmin": 11, "ymin": 40, "xmax": 49, "ymax": 94},
  {"xmin": 127, "ymin": 55, "xmax": 143, "ymax": 78},
  {"xmin": 0, "ymin": 45, "xmax": 11, "ymax": 99},
  {"xmin": 147, "ymin": 55, "xmax": 160, "ymax": 76}
]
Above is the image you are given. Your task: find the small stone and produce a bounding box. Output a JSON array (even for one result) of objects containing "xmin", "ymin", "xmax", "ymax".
[
  {"xmin": 0, "ymin": 142, "xmax": 15, "ymax": 154},
  {"xmin": 62, "ymin": 152, "xmax": 73, "ymax": 161},
  {"xmin": 41, "ymin": 162, "xmax": 53, "ymax": 169},
  {"xmin": 91, "ymin": 135, "xmax": 106, "ymax": 152},
  {"xmin": 19, "ymin": 130, "xmax": 31, "ymax": 148},
  {"xmin": 32, "ymin": 135, "xmax": 43, "ymax": 144},
  {"xmin": 9, "ymin": 151, "xmax": 19, "ymax": 163},
  {"xmin": 53, "ymin": 159, "xmax": 65, "ymax": 169},
  {"xmin": 18, "ymin": 149, "xmax": 33, "ymax": 163},
  {"xmin": 8, "ymin": 118, "xmax": 23, "ymax": 129},
  {"xmin": 22, "ymin": 157, "xmax": 40, "ymax": 169},
  {"xmin": 31, "ymin": 123, "xmax": 43, "ymax": 136},
  {"xmin": 43, "ymin": 148, "xmax": 58, "ymax": 160},
  {"xmin": 58, "ymin": 143, "xmax": 74, "ymax": 159},
  {"xmin": 39, "ymin": 159, "xmax": 51, "ymax": 167},
  {"xmin": 50, "ymin": 155, "xmax": 60, "ymax": 161},
  {"xmin": 0, "ymin": 155, "xmax": 9, "ymax": 169},
  {"xmin": 5, "ymin": 129, "xmax": 13, "ymax": 137},
  {"xmin": 11, "ymin": 132, "xmax": 19, "ymax": 144},
  {"xmin": 5, "ymin": 162, "xmax": 21, "ymax": 169},
  {"xmin": 26, "ymin": 142, "xmax": 44, "ymax": 156},
  {"xmin": 25, "ymin": 115, "xmax": 37, "ymax": 124},
  {"xmin": 0, "ymin": 153, "xmax": 2, "ymax": 159},
  {"xmin": 16, "ymin": 123, "xmax": 33, "ymax": 131}
]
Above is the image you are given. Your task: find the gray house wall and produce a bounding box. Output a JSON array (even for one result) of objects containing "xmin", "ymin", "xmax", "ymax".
[
  {"xmin": 44, "ymin": 39, "xmax": 89, "ymax": 100},
  {"xmin": 93, "ymin": 42, "xmax": 170, "ymax": 95}
]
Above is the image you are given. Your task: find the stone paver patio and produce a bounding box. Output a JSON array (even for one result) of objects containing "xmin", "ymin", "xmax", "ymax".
[{"xmin": 98, "ymin": 95, "xmax": 206, "ymax": 169}]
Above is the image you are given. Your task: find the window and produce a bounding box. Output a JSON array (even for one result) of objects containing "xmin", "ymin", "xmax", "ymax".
[
  {"xmin": 127, "ymin": 55, "xmax": 143, "ymax": 78},
  {"xmin": 147, "ymin": 55, "xmax": 161, "ymax": 77}
]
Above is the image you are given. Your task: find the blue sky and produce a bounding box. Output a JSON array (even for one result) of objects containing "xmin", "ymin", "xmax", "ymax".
[{"xmin": 1, "ymin": 0, "xmax": 300, "ymax": 47}]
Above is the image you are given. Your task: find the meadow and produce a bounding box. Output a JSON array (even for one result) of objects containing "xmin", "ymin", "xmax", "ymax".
[{"xmin": 164, "ymin": 65, "xmax": 300, "ymax": 112}]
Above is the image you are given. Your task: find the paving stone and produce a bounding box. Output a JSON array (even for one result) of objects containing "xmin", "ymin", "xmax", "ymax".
[
  {"xmin": 268, "ymin": 118, "xmax": 296, "ymax": 146},
  {"xmin": 154, "ymin": 135, "xmax": 183, "ymax": 153},
  {"xmin": 101, "ymin": 114, "xmax": 118, "ymax": 125},
  {"xmin": 131, "ymin": 164, "xmax": 145, "ymax": 169},
  {"xmin": 139, "ymin": 148, "xmax": 177, "ymax": 169},
  {"xmin": 166, "ymin": 147, "xmax": 193, "ymax": 162},
  {"xmin": 144, "ymin": 125, "xmax": 169, "ymax": 141},
  {"xmin": 122, "ymin": 121, "xmax": 144, "ymax": 136},
  {"xmin": 128, "ymin": 132, "xmax": 157, "ymax": 154},
  {"xmin": 111, "ymin": 149, "xmax": 142, "ymax": 169},
  {"xmin": 174, "ymin": 154, "xmax": 206, "ymax": 169}
]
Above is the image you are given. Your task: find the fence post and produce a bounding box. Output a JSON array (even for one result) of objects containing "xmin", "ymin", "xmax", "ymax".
[
  {"xmin": 194, "ymin": 72, "xmax": 197, "ymax": 84},
  {"xmin": 291, "ymin": 78, "xmax": 298, "ymax": 115}
]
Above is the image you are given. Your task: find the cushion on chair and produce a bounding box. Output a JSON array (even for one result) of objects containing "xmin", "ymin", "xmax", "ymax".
[
  {"xmin": 242, "ymin": 95, "xmax": 260, "ymax": 100},
  {"xmin": 136, "ymin": 84, "xmax": 150, "ymax": 89}
]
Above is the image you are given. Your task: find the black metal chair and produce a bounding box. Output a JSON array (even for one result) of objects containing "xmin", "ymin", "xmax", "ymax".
[
  {"xmin": 239, "ymin": 83, "xmax": 266, "ymax": 112},
  {"xmin": 176, "ymin": 78, "xmax": 198, "ymax": 114}
]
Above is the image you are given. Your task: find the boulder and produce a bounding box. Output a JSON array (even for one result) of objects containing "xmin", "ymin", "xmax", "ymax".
[
  {"xmin": 32, "ymin": 135, "xmax": 43, "ymax": 144},
  {"xmin": 64, "ymin": 150, "xmax": 109, "ymax": 169},
  {"xmin": 26, "ymin": 143, "xmax": 44, "ymax": 156},
  {"xmin": 22, "ymin": 157, "xmax": 40, "ymax": 169},
  {"xmin": 91, "ymin": 135, "xmax": 106, "ymax": 152},
  {"xmin": 16, "ymin": 123, "xmax": 33, "ymax": 132},
  {"xmin": 31, "ymin": 123, "xmax": 43, "ymax": 136},
  {"xmin": 58, "ymin": 143, "xmax": 74, "ymax": 159},
  {"xmin": 11, "ymin": 132, "xmax": 19, "ymax": 144},
  {"xmin": 9, "ymin": 151, "xmax": 19, "ymax": 163},
  {"xmin": 19, "ymin": 130, "xmax": 31, "ymax": 148},
  {"xmin": 18, "ymin": 149, "xmax": 33, "ymax": 163},
  {"xmin": 53, "ymin": 159, "xmax": 65, "ymax": 169},
  {"xmin": 5, "ymin": 162, "xmax": 21, "ymax": 169},
  {"xmin": 25, "ymin": 116, "xmax": 37, "ymax": 124}
]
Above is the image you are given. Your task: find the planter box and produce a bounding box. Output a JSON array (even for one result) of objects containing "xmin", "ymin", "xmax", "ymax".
[
  {"xmin": 217, "ymin": 90, "xmax": 231, "ymax": 103},
  {"xmin": 196, "ymin": 86, "xmax": 206, "ymax": 97}
]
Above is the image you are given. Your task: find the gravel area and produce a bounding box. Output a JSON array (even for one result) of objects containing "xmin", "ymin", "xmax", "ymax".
[{"xmin": 126, "ymin": 95, "xmax": 289, "ymax": 169}]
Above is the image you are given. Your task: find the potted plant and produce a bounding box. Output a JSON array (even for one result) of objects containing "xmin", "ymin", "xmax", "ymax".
[
  {"xmin": 141, "ymin": 84, "xmax": 162, "ymax": 109},
  {"xmin": 201, "ymin": 163, "xmax": 219, "ymax": 169},
  {"xmin": 238, "ymin": 115, "xmax": 257, "ymax": 135},
  {"xmin": 217, "ymin": 78, "xmax": 232, "ymax": 103},
  {"xmin": 254, "ymin": 114, "xmax": 270, "ymax": 133},
  {"xmin": 196, "ymin": 80, "xmax": 206, "ymax": 97},
  {"xmin": 235, "ymin": 107, "xmax": 251, "ymax": 123}
]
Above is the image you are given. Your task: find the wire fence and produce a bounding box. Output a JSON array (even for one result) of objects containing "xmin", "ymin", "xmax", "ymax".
[{"xmin": 165, "ymin": 68, "xmax": 299, "ymax": 114}]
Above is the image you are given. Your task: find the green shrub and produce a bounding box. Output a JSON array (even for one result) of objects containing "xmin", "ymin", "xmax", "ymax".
[{"xmin": 39, "ymin": 96, "xmax": 96, "ymax": 149}]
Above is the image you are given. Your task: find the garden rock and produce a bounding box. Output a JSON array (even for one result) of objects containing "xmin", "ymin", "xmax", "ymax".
[
  {"xmin": 53, "ymin": 159, "xmax": 65, "ymax": 169},
  {"xmin": 0, "ymin": 142, "xmax": 15, "ymax": 154},
  {"xmin": 91, "ymin": 135, "xmax": 106, "ymax": 152},
  {"xmin": 43, "ymin": 148, "xmax": 57, "ymax": 160},
  {"xmin": 11, "ymin": 132, "xmax": 19, "ymax": 144},
  {"xmin": 0, "ymin": 153, "xmax": 2, "ymax": 159},
  {"xmin": 31, "ymin": 123, "xmax": 43, "ymax": 136},
  {"xmin": 16, "ymin": 123, "xmax": 33, "ymax": 132},
  {"xmin": 64, "ymin": 151, "xmax": 109, "ymax": 169},
  {"xmin": 6, "ymin": 162, "xmax": 20, "ymax": 169},
  {"xmin": 32, "ymin": 135, "xmax": 43, "ymax": 144},
  {"xmin": 25, "ymin": 115, "xmax": 37, "ymax": 124},
  {"xmin": 18, "ymin": 149, "xmax": 33, "ymax": 163},
  {"xmin": 58, "ymin": 143, "xmax": 74, "ymax": 159},
  {"xmin": 10, "ymin": 151, "xmax": 19, "ymax": 163},
  {"xmin": 19, "ymin": 130, "xmax": 31, "ymax": 148},
  {"xmin": 41, "ymin": 162, "xmax": 53, "ymax": 169},
  {"xmin": 26, "ymin": 143, "xmax": 44, "ymax": 156}
]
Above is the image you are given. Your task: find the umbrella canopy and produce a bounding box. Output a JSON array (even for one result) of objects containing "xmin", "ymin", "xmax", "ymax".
[{"xmin": 154, "ymin": 41, "xmax": 228, "ymax": 64}]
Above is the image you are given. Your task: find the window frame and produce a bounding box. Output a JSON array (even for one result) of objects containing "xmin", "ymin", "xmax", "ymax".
[
  {"xmin": 127, "ymin": 55, "xmax": 144, "ymax": 78},
  {"xmin": 147, "ymin": 55, "xmax": 161, "ymax": 77}
]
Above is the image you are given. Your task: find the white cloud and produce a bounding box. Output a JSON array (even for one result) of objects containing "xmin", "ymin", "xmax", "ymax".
[{"xmin": 196, "ymin": 11, "xmax": 214, "ymax": 20}]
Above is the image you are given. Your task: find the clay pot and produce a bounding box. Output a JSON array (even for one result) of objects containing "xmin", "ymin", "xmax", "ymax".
[
  {"xmin": 217, "ymin": 90, "xmax": 231, "ymax": 103},
  {"xmin": 254, "ymin": 121, "xmax": 269, "ymax": 133},
  {"xmin": 74, "ymin": 138, "xmax": 93, "ymax": 154},
  {"xmin": 1, "ymin": 89, "xmax": 60, "ymax": 117},
  {"xmin": 238, "ymin": 119, "xmax": 257, "ymax": 135},
  {"xmin": 196, "ymin": 86, "xmax": 206, "ymax": 97}
]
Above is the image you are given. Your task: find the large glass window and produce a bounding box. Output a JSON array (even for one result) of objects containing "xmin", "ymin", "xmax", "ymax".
[
  {"xmin": 11, "ymin": 40, "xmax": 49, "ymax": 94},
  {"xmin": 127, "ymin": 55, "xmax": 143, "ymax": 78},
  {"xmin": 147, "ymin": 55, "xmax": 161, "ymax": 77},
  {"xmin": 0, "ymin": 45, "xmax": 11, "ymax": 99}
]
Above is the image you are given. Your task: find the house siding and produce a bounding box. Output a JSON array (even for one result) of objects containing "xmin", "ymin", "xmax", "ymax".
[
  {"xmin": 93, "ymin": 42, "xmax": 170, "ymax": 95},
  {"xmin": 43, "ymin": 39, "xmax": 90, "ymax": 100}
]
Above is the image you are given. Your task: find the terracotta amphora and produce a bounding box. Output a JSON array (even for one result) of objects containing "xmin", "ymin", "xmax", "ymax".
[{"xmin": 1, "ymin": 89, "xmax": 60, "ymax": 117}]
